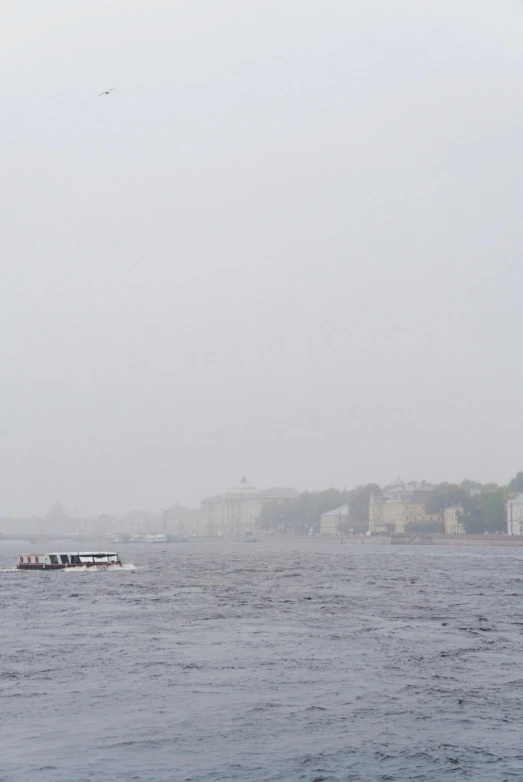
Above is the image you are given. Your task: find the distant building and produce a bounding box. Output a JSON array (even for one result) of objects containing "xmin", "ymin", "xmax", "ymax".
[
  {"xmin": 507, "ymin": 493, "xmax": 523, "ymax": 535},
  {"xmin": 200, "ymin": 476, "xmax": 298, "ymax": 537},
  {"xmin": 115, "ymin": 510, "xmax": 162, "ymax": 536},
  {"xmin": 162, "ymin": 505, "xmax": 202, "ymax": 537},
  {"xmin": 369, "ymin": 481, "xmax": 440, "ymax": 534},
  {"xmin": 443, "ymin": 505, "xmax": 465, "ymax": 534},
  {"xmin": 320, "ymin": 505, "xmax": 349, "ymax": 535}
]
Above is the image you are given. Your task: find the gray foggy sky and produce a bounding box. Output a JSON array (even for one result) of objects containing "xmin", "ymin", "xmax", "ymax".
[{"xmin": 1, "ymin": 1, "xmax": 523, "ymax": 515}]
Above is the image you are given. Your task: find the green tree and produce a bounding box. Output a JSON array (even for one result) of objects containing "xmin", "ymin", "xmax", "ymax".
[
  {"xmin": 460, "ymin": 487, "xmax": 506, "ymax": 533},
  {"xmin": 258, "ymin": 483, "xmax": 381, "ymax": 534},
  {"xmin": 480, "ymin": 489, "xmax": 506, "ymax": 532},
  {"xmin": 508, "ymin": 472, "xmax": 523, "ymax": 494},
  {"xmin": 425, "ymin": 483, "xmax": 468, "ymax": 515},
  {"xmin": 461, "ymin": 479, "xmax": 482, "ymax": 492},
  {"xmin": 482, "ymin": 483, "xmax": 500, "ymax": 492},
  {"xmin": 259, "ymin": 488, "xmax": 348, "ymax": 534},
  {"xmin": 346, "ymin": 484, "xmax": 380, "ymax": 523},
  {"xmin": 460, "ymin": 500, "xmax": 483, "ymax": 533}
]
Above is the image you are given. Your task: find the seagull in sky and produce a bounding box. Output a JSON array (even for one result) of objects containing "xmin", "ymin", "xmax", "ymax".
[{"xmin": 98, "ymin": 88, "xmax": 115, "ymax": 97}]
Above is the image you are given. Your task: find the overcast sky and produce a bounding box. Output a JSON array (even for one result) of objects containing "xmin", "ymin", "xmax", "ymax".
[{"xmin": 1, "ymin": 1, "xmax": 523, "ymax": 515}]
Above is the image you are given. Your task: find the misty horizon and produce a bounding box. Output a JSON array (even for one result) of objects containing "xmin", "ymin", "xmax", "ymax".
[{"xmin": 2, "ymin": 1, "xmax": 523, "ymax": 516}]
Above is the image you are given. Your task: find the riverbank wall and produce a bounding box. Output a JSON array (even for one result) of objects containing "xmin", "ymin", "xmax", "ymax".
[{"xmin": 358, "ymin": 533, "xmax": 523, "ymax": 547}]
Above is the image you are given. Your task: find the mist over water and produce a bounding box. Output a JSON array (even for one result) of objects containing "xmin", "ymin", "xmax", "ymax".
[
  {"xmin": 3, "ymin": 2, "xmax": 523, "ymax": 514},
  {"xmin": 3, "ymin": 540, "xmax": 523, "ymax": 782}
]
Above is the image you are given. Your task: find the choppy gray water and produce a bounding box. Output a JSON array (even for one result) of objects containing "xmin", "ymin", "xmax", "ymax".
[{"xmin": 2, "ymin": 539, "xmax": 523, "ymax": 782}]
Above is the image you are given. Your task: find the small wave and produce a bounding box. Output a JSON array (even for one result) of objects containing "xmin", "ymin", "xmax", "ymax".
[{"xmin": 62, "ymin": 563, "xmax": 138, "ymax": 573}]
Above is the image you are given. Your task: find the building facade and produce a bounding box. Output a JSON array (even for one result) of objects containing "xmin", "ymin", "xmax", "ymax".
[
  {"xmin": 369, "ymin": 481, "xmax": 440, "ymax": 534},
  {"xmin": 200, "ymin": 476, "xmax": 298, "ymax": 537},
  {"xmin": 443, "ymin": 505, "xmax": 465, "ymax": 534},
  {"xmin": 162, "ymin": 505, "xmax": 202, "ymax": 537},
  {"xmin": 507, "ymin": 493, "xmax": 523, "ymax": 535},
  {"xmin": 320, "ymin": 505, "xmax": 349, "ymax": 535}
]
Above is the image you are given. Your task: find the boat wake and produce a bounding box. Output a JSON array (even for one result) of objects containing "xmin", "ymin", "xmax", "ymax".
[{"xmin": 61, "ymin": 563, "xmax": 139, "ymax": 573}]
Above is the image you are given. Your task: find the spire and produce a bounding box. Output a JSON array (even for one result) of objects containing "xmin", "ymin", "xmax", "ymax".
[{"xmin": 241, "ymin": 474, "xmax": 247, "ymax": 485}]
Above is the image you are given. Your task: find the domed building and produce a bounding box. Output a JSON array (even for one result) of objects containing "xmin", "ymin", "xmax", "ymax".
[
  {"xmin": 223, "ymin": 477, "xmax": 260, "ymax": 501},
  {"xmin": 201, "ymin": 476, "xmax": 298, "ymax": 537},
  {"xmin": 201, "ymin": 476, "xmax": 261, "ymax": 537}
]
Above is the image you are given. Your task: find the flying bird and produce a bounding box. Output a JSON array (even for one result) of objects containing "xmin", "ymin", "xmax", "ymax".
[{"xmin": 98, "ymin": 88, "xmax": 115, "ymax": 97}]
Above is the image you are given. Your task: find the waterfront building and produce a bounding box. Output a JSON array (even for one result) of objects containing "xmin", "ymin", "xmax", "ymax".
[
  {"xmin": 369, "ymin": 481, "xmax": 440, "ymax": 534},
  {"xmin": 200, "ymin": 476, "xmax": 298, "ymax": 537},
  {"xmin": 506, "ymin": 493, "xmax": 523, "ymax": 535},
  {"xmin": 443, "ymin": 505, "xmax": 465, "ymax": 534},
  {"xmin": 320, "ymin": 505, "xmax": 349, "ymax": 535},
  {"xmin": 162, "ymin": 505, "xmax": 202, "ymax": 537}
]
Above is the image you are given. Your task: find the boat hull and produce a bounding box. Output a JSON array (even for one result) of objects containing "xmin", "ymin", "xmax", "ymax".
[{"xmin": 17, "ymin": 562, "xmax": 122, "ymax": 571}]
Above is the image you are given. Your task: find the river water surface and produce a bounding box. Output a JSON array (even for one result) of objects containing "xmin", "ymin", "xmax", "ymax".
[{"xmin": 2, "ymin": 539, "xmax": 523, "ymax": 781}]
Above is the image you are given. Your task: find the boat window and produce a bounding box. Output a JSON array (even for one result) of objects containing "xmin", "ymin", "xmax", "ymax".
[
  {"xmin": 60, "ymin": 555, "xmax": 69, "ymax": 564},
  {"xmin": 49, "ymin": 555, "xmax": 58, "ymax": 564},
  {"xmin": 70, "ymin": 555, "xmax": 80, "ymax": 564}
]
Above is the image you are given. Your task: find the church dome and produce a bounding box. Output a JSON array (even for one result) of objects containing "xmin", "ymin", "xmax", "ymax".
[{"xmin": 223, "ymin": 475, "xmax": 260, "ymax": 498}]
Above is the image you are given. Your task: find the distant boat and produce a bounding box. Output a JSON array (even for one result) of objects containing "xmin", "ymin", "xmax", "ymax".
[
  {"xmin": 144, "ymin": 534, "xmax": 168, "ymax": 543},
  {"xmin": 106, "ymin": 534, "xmax": 128, "ymax": 544},
  {"xmin": 143, "ymin": 534, "xmax": 189, "ymax": 543},
  {"xmin": 241, "ymin": 533, "xmax": 258, "ymax": 543},
  {"xmin": 17, "ymin": 552, "xmax": 123, "ymax": 570}
]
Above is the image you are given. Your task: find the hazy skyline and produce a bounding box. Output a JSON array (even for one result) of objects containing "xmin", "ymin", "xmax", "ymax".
[{"xmin": 2, "ymin": 1, "xmax": 523, "ymax": 515}]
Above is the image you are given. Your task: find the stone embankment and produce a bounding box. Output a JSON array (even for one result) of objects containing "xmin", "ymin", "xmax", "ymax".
[{"xmin": 358, "ymin": 533, "xmax": 523, "ymax": 546}]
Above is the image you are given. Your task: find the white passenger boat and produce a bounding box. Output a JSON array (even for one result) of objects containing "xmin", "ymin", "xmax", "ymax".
[{"xmin": 17, "ymin": 552, "xmax": 122, "ymax": 570}]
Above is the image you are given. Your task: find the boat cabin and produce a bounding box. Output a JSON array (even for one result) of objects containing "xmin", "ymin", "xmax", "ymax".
[{"xmin": 17, "ymin": 552, "xmax": 121, "ymax": 569}]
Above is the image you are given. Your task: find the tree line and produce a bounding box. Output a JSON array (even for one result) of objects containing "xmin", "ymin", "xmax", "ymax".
[
  {"xmin": 420, "ymin": 475, "xmax": 523, "ymax": 534},
  {"xmin": 258, "ymin": 484, "xmax": 379, "ymax": 534}
]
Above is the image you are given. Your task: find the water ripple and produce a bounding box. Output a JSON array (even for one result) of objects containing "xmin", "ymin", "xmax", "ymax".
[{"xmin": 2, "ymin": 541, "xmax": 523, "ymax": 781}]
